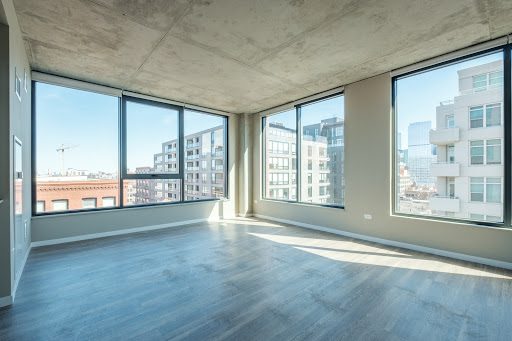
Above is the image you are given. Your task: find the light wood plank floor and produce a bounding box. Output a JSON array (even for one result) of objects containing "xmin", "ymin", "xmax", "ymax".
[{"xmin": 1, "ymin": 218, "xmax": 511, "ymax": 340}]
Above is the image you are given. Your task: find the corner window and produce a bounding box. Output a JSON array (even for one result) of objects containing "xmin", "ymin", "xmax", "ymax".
[{"xmin": 33, "ymin": 80, "xmax": 229, "ymax": 215}]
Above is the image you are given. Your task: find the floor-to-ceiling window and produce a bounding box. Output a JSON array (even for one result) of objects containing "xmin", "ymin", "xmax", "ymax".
[{"xmin": 393, "ymin": 50, "xmax": 504, "ymax": 224}]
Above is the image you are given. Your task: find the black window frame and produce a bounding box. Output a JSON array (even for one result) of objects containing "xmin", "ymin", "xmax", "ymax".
[
  {"xmin": 262, "ymin": 92, "xmax": 345, "ymax": 209},
  {"xmin": 391, "ymin": 45, "xmax": 511, "ymax": 228},
  {"xmin": 32, "ymin": 79, "xmax": 229, "ymax": 216}
]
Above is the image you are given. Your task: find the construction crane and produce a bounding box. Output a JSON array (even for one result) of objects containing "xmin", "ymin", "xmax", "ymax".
[{"xmin": 56, "ymin": 144, "xmax": 78, "ymax": 175}]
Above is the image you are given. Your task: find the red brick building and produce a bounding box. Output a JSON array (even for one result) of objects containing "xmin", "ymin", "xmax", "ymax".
[{"xmin": 36, "ymin": 179, "xmax": 129, "ymax": 212}]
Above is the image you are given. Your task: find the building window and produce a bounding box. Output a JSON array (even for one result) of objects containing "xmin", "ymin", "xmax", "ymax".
[
  {"xmin": 445, "ymin": 114, "xmax": 455, "ymax": 128},
  {"xmin": 486, "ymin": 139, "xmax": 501, "ymax": 164},
  {"xmin": 34, "ymin": 82, "xmax": 119, "ymax": 214},
  {"xmin": 102, "ymin": 197, "xmax": 116, "ymax": 207},
  {"xmin": 470, "ymin": 140, "xmax": 484, "ymax": 165},
  {"xmin": 469, "ymin": 106, "xmax": 484, "ymax": 128},
  {"xmin": 469, "ymin": 103, "xmax": 501, "ymax": 128},
  {"xmin": 82, "ymin": 198, "xmax": 97, "ymax": 209},
  {"xmin": 394, "ymin": 50, "xmax": 503, "ymax": 223},
  {"xmin": 52, "ymin": 199, "xmax": 68, "ymax": 212},
  {"xmin": 33, "ymin": 81, "xmax": 229, "ymax": 215},
  {"xmin": 36, "ymin": 201, "xmax": 45, "ymax": 213}
]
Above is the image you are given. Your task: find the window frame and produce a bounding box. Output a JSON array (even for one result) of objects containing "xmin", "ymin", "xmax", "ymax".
[
  {"xmin": 391, "ymin": 45, "xmax": 510, "ymax": 228},
  {"xmin": 261, "ymin": 92, "xmax": 345, "ymax": 209},
  {"xmin": 32, "ymin": 80, "xmax": 229, "ymax": 216}
]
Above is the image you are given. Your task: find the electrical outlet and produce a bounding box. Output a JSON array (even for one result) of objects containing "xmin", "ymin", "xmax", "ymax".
[{"xmin": 364, "ymin": 214, "xmax": 372, "ymax": 220}]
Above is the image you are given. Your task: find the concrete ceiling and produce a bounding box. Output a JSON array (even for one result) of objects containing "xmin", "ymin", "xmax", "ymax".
[{"xmin": 12, "ymin": 0, "xmax": 512, "ymax": 114}]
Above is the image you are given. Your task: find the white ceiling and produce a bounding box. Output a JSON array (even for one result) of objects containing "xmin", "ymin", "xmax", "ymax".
[{"xmin": 13, "ymin": 0, "xmax": 512, "ymax": 113}]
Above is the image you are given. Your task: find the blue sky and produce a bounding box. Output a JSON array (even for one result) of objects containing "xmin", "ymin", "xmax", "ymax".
[
  {"xmin": 396, "ymin": 51, "xmax": 502, "ymax": 147},
  {"xmin": 36, "ymin": 83, "xmax": 224, "ymax": 174}
]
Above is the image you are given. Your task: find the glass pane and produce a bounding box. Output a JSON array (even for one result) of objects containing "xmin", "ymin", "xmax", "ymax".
[
  {"xmin": 183, "ymin": 110, "xmax": 227, "ymax": 201},
  {"xmin": 395, "ymin": 51, "xmax": 503, "ymax": 222},
  {"xmin": 123, "ymin": 179, "xmax": 181, "ymax": 206},
  {"xmin": 264, "ymin": 109, "xmax": 297, "ymax": 201},
  {"xmin": 300, "ymin": 95, "xmax": 344, "ymax": 206},
  {"xmin": 35, "ymin": 82, "xmax": 119, "ymax": 213},
  {"xmin": 125, "ymin": 100, "xmax": 179, "ymax": 174},
  {"xmin": 486, "ymin": 103, "xmax": 501, "ymax": 126}
]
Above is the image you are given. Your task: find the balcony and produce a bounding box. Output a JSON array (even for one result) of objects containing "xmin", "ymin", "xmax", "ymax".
[
  {"xmin": 429, "ymin": 196, "xmax": 460, "ymax": 213},
  {"xmin": 430, "ymin": 162, "xmax": 460, "ymax": 177},
  {"xmin": 429, "ymin": 127, "xmax": 460, "ymax": 145}
]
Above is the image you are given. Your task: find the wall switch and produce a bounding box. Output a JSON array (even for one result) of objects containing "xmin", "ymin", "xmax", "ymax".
[{"xmin": 364, "ymin": 214, "xmax": 373, "ymax": 220}]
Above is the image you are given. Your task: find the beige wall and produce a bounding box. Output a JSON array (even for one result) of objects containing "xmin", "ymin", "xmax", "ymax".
[
  {"xmin": 252, "ymin": 73, "xmax": 512, "ymax": 264},
  {"xmin": 31, "ymin": 114, "xmax": 239, "ymax": 242}
]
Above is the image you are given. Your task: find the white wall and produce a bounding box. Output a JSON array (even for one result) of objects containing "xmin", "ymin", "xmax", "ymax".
[{"xmin": 252, "ymin": 73, "xmax": 512, "ymax": 264}]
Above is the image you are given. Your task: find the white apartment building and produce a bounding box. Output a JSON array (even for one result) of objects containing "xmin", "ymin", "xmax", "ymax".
[{"xmin": 430, "ymin": 60, "xmax": 503, "ymax": 222}]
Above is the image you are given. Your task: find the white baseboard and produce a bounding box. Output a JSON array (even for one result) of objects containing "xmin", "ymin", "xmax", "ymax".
[
  {"xmin": 12, "ymin": 244, "xmax": 31, "ymax": 302},
  {"xmin": 0, "ymin": 295, "xmax": 12, "ymax": 308},
  {"xmin": 254, "ymin": 214, "xmax": 512, "ymax": 271},
  {"xmin": 31, "ymin": 218, "xmax": 212, "ymax": 248}
]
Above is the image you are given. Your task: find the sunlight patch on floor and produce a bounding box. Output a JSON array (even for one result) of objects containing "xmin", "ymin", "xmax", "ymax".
[{"xmin": 249, "ymin": 232, "xmax": 512, "ymax": 279}]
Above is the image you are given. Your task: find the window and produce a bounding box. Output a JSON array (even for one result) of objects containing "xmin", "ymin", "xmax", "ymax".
[
  {"xmin": 486, "ymin": 103, "xmax": 501, "ymax": 126},
  {"xmin": 470, "ymin": 103, "xmax": 501, "ymax": 128},
  {"xmin": 486, "ymin": 177, "xmax": 502, "ymax": 203},
  {"xmin": 184, "ymin": 109, "xmax": 227, "ymax": 201},
  {"xmin": 470, "ymin": 140, "xmax": 484, "ymax": 165},
  {"xmin": 472, "ymin": 74, "xmax": 487, "ymax": 90},
  {"xmin": 300, "ymin": 95, "xmax": 344, "ymax": 206},
  {"xmin": 394, "ymin": 50, "xmax": 503, "ymax": 224},
  {"xmin": 52, "ymin": 199, "xmax": 68, "ymax": 212},
  {"xmin": 263, "ymin": 95, "xmax": 344, "ymax": 206},
  {"xmin": 470, "ymin": 177, "xmax": 485, "ymax": 202},
  {"xmin": 102, "ymin": 197, "xmax": 116, "ymax": 207},
  {"xmin": 124, "ymin": 98, "xmax": 181, "ymax": 206},
  {"xmin": 36, "ymin": 201, "xmax": 45, "ymax": 213},
  {"xmin": 445, "ymin": 114, "xmax": 455, "ymax": 128},
  {"xmin": 34, "ymin": 82, "xmax": 119, "ymax": 214},
  {"xmin": 34, "ymin": 80, "xmax": 229, "ymax": 215},
  {"xmin": 486, "ymin": 139, "xmax": 501, "ymax": 164},
  {"xmin": 263, "ymin": 109, "xmax": 296, "ymax": 200},
  {"xmin": 469, "ymin": 106, "xmax": 484, "ymax": 128},
  {"xmin": 82, "ymin": 198, "xmax": 97, "ymax": 209}
]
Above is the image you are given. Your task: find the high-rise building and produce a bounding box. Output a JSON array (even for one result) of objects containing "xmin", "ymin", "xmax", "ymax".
[
  {"xmin": 407, "ymin": 121, "xmax": 436, "ymax": 185},
  {"xmin": 429, "ymin": 60, "xmax": 503, "ymax": 222}
]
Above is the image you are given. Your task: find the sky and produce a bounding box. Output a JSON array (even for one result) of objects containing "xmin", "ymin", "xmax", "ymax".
[
  {"xmin": 396, "ymin": 51, "xmax": 502, "ymax": 148},
  {"xmin": 36, "ymin": 83, "xmax": 224, "ymax": 175}
]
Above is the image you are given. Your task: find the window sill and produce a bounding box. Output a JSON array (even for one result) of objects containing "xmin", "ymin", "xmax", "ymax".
[
  {"xmin": 259, "ymin": 198, "xmax": 345, "ymax": 210},
  {"xmin": 32, "ymin": 198, "xmax": 227, "ymax": 219}
]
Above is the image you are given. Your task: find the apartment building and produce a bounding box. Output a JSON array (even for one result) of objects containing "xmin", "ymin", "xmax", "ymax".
[
  {"xmin": 430, "ymin": 60, "xmax": 503, "ymax": 222},
  {"xmin": 303, "ymin": 117, "xmax": 345, "ymax": 205},
  {"xmin": 136, "ymin": 125, "xmax": 225, "ymax": 204},
  {"xmin": 408, "ymin": 121, "xmax": 436, "ymax": 185},
  {"xmin": 265, "ymin": 118, "xmax": 344, "ymax": 205}
]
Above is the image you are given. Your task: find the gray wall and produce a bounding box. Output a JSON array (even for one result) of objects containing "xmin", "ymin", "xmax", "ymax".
[
  {"xmin": 252, "ymin": 73, "xmax": 512, "ymax": 264},
  {"xmin": 0, "ymin": 0, "xmax": 32, "ymax": 302},
  {"xmin": 32, "ymin": 114, "xmax": 239, "ymax": 242}
]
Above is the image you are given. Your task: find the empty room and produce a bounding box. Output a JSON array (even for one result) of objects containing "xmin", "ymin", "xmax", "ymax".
[{"xmin": 1, "ymin": 0, "xmax": 512, "ymax": 340}]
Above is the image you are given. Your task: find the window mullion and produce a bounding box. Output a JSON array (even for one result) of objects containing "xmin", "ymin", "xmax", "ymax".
[
  {"xmin": 296, "ymin": 105, "xmax": 301, "ymax": 203},
  {"xmin": 503, "ymin": 46, "xmax": 511, "ymax": 226}
]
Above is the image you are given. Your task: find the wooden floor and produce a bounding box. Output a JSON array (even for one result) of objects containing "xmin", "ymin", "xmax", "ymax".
[{"xmin": 1, "ymin": 218, "xmax": 512, "ymax": 340}]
